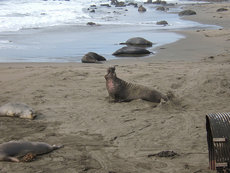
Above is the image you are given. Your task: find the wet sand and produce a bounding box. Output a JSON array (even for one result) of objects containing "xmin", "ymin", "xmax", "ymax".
[{"xmin": 1, "ymin": 2, "xmax": 230, "ymax": 173}]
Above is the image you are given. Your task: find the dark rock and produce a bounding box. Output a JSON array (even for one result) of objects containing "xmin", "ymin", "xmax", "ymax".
[
  {"xmin": 208, "ymin": 56, "xmax": 214, "ymax": 59},
  {"xmin": 156, "ymin": 6, "xmax": 168, "ymax": 11},
  {"xmin": 90, "ymin": 5, "xmax": 96, "ymax": 8},
  {"xmin": 167, "ymin": 3, "xmax": 175, "ymax": 6},
  {"xmin": 138, "ymin": 5, "xmax": 147, "ymax": 12},
  {"xmin": 100, "ymin": 3, "xmax": 111, "ymax": 7},
  {"xmin": 148, "ymin": 151, "xmax": 179, "ymax": 158},
  {"xmin": 127, "ymin": 2, "xmax": 138, "ymax": 7},
  {"xmin": 115, "ymin": 1, "xmax": 126, "ymax": 7},
  {"xmin": 120, "ymin": 37, "xmax": 152, "ymax": 47},
  {"xmin": 156, "ymin": 20, "xmax": 168, "ymax": 25},
  {"xmin": 81, "ymin": 52, "xmax": 106, "ymax": 63},
  {"xmin": 87, "ymin": 22, "xmax": 97, "ymax": 26},
  {"xmin": 110, "ymin": 0, "xmax": 118, "ymax": 5},
  {"xmin": 179, "ymin": 10, "xmax": 196, "ymax": 16},
  {"xmin": 89, "ymin": 9, "xmax": 95, "ymax": 13},
  {"xmin": 152, "ymin": 0, "xmax": 167, "ymax": 5},
  {"xmin": 145, "ymin": 0, "xmax": 152, "ymax": 3},
  {"xmin": 216, "ymin": 8, "xmax": 228, "ymax": 12},
  {"xmin": 112, "ymin": 46, "xmax": 152, "ymax": 57}
]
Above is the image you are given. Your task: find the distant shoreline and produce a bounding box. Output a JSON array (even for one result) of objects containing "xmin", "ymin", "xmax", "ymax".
[{"xmin": 0, "ymin": 1, "xmax": 218, "ymax": 63}]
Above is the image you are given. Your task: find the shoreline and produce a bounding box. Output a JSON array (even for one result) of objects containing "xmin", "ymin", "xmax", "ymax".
[
  {"xmin": 0, "ymin": 2, "xmax": 218, "ymax": 63},
  {"xmin": 1, "ymin": 2, "xmax": 230, "ymax": 173}
]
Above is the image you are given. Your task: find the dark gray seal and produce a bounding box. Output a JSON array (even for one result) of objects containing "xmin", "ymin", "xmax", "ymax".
[
  {"xmin": 112, "ymin": 46, "xmax": 152, "ymax": 57},
  {"xmin": 0, "ymin": 141, "xmax": 63, "ymax": 162},
  {"xmin": 81, "ymin": 52, "xmax": 106, "ymax": 63},
  {"xmin": 156, "ymin": 20, "xmax": 168, "ymax": 26},
  {"xmin": 0, "ymin": 102, "xmax": 36, "ymax": 119},
  {"xmin": 104, "ymin": 66, "xmax": 168, "ymax": 103},
  {"xmin": 120, "ymin": 37, "xmax": 152, "ymax": 47},
  {"xmin": 138, "ymin": 5, "xmax": 146, "ymax": 12},
  {"xmin": 178, "ymin": 10, "xmax": 196, "ymax": 16}
]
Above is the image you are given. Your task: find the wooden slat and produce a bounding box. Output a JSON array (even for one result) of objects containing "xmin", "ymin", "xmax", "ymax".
[
  {"xmin": 216, "ymin": 162, "xmax": 228, "ymax": 168},
  {"xmin": 213, "ymin": 138, "xmax": 226, "ymax": 142}
]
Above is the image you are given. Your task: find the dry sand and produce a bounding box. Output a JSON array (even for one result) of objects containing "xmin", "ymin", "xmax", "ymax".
[{"xmin": 1, "ymin": 2, "xmax": 230, "ymax": 173}]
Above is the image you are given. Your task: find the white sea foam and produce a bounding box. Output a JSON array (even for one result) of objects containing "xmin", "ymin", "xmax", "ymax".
[{"xmin": 0, "ymin": 0, "xmax": 199, "ymax": 32}]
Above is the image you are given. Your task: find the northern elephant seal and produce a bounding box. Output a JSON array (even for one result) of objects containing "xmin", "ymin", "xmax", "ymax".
[
  {"xmin": 0, "ymin": 102, "xmax": 36, "ymax": 119},
  {"xmin": 138, "ymin": 5, "xmax": 147, "ymax": 12},
  {"xmin": 0, "ymin": 141, "xmax": 63, "ymax": 162},
  {"xmin": 120, "ymin": 37, "xmax": 153, "ymax": 47},
  {"xmin": 104, "ymin": 66, "xmax": 168, "ymax": 102},
  {"xmin": 112, "ymin": 46, "xmax": 152, "ymax": 57},
  {"xmin": 81, "ymin": 52, "xmax": 106, "ymax": 63}
]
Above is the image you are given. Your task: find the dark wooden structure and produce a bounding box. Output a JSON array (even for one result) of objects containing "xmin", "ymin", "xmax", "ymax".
[{"xmin": 206, "ymin": 112, "xmax": 230, "ymax": 172}]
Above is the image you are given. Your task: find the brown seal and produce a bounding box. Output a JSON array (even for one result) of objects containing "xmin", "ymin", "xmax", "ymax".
[
  {"xmin": 104, "ymin": 66, "xmax": 168, "ymax": 103},
  {"xmin": 0, "ymin": 141, "xmax": 63, "ymax": 162}
]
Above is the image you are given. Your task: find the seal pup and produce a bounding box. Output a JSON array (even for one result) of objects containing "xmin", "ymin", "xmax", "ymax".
[
  {"xmin": 0, "ymin": 102, "xmax": 35, "ymax": 119},
  {"xmin": 0, "ymin": 141, "xmax": 63, "ymax": 162},
  {"xmin": 105, "ymin": 66, "xmax": 168, "ymax": 103}
]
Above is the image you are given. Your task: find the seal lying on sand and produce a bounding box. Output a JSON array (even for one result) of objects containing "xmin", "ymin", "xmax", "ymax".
[
  {"xmin": 112, "ymin": 46, "xmax": 152, "ymax": 57},
  {"xmin": 0, "ymin": 102, "xmax": 35, "ymax": 119},
  {"xmin": 81, "ymin": 52, "xmax": 106, "ymax": 63},
  {"xmin": 120, "ymin": 37, "xmax": 153, "ymax": 47},
  {"xmin": 104, "ymin": 66, "xmax": 168, "ymax": 103},
  {"xmin": 0, "ymin": 141, "xmax": 63, "ymax": 162}
]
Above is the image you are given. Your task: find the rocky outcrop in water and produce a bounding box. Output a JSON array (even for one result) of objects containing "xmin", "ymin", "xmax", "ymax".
[
  {"xmin": 152, "ymin": 0, "xmax": 167, "ymax": 5},
  {"xmin": 110, "ymin": 0, "xmax": 126, "ymax": 7},
  {"xmin": 156, "ymin": 6, "xmax": 168, "ymax": 11},
  {"xmin": 127, "ymin": 2, "xmax": 138, "ymax": 7},
  {"xmin": 100, "ymin": 4, "xmax": 111, "ymax": 7}
]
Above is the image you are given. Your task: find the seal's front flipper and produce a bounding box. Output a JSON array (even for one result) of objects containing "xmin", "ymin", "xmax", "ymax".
[
  {"xmin": 52, "ymin": 144, "xmax": 64, "ymax": 150},
  {"xmin": 7, "ymin": 156, "xmax": 20, "ymax": 162}
]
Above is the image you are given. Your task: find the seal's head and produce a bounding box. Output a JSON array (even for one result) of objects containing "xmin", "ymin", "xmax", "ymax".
[
  {"xmin": 104, "ymin": 66, "xmax": 117, "ymax": 80},
  {"xmin": 19, "ymin": 109, "xmax": 36, "ymax": 120}
]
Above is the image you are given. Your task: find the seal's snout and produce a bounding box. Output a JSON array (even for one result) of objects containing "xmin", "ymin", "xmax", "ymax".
[{"xmin": 105, "ymin": 66, "xmax": 117, "ymax": 80}]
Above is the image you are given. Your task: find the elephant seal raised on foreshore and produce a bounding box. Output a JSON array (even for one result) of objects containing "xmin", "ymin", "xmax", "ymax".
[
  {"xmin": 81, "ymin": 52, "xmax": 106, "ymax": 63},
  {"xmin": 0, "ymin": 141, "xmax": 63, "ymax": 162},
  {"xmin": 0, "ymin": 102, "xmax": 36, "ymax": 119},
  {"xmin": 120, "ymin": 37, "xmax": 153, "ymax": 47},
  {"xmin": 112, "ymin": 46, "xmax": 152, "ymax": 57},
  {"xmin": 104, "ymin": 66, "xmax": 168, "ymax": 103}
]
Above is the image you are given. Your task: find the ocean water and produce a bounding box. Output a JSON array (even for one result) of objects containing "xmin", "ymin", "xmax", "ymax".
[{"xmin": 0, "ymin": 0, "xmax": 218, "ymax": 62}]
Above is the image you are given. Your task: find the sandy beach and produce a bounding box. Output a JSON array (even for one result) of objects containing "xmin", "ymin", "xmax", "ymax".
[{"xmin": 0, "ymin": 2, "xmax": 230, "ymax": 173}]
